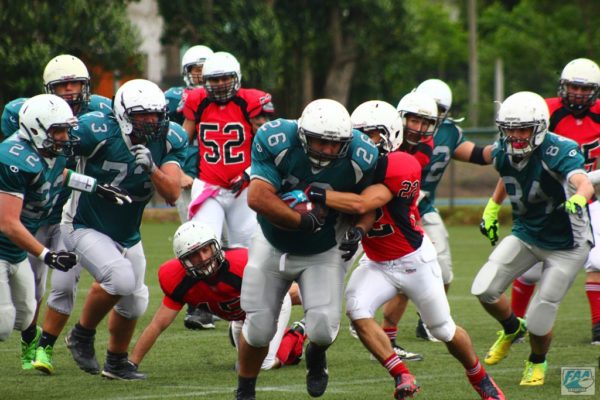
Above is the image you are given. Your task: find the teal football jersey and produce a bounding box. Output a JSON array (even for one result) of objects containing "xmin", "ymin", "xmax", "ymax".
[
  {"xmin": 67, "ymin": 112, "xmax": 187, "ymax": 247},
  {"xmin": 419, "ymin": 120, "xmax": 466, "ymax": 215},
  {"xmin": 165, "ymin": 86, "xmax": 185, "ymax": 125},
  {"xmin": 492, "ymin": 132, "xmax": 591, "ymax": 249},
  {"xmin": 0, "ymin": 136, "xmax": 66, "ymax": 262},
  {"xmin": 251, "ymin": 119, "xmax": 378, "ymax": 255},
  {"xmin": 1, "ymin": 94, "xmax": 112, "ymax": 139}
]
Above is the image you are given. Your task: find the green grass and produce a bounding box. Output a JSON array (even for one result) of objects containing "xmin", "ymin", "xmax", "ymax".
[{"xmin": 0, "ymin": 223, "xmax": 597, "ymax": 399}]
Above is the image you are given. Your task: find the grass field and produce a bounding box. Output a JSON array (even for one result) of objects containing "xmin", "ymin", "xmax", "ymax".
[{"xmin": 0, "ymin": 223, "xmax": 597, "ymax": 399}]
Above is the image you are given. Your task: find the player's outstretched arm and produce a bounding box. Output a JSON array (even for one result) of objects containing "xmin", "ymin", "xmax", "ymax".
[
  {"xmin": 453, "ymin": 141, "xmax": 494, "ymax": 165},
  {"xmin": 311, "ymin": 184, "xmax": 392, "ymax": 215},
  {"xmin": 129, "ymin": 303, "xmax": 179, "ymax": 367}
]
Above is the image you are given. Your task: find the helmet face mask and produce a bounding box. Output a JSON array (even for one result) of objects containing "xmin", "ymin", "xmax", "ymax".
[
  {"xmin": 181, "ymin": 45, "xmax": 214, "ymax": 88},
  {"xmin": 172, "ymin": 222, "xmax": 225, "ymax": 279},
  {"xmin": 43, "ymin": 55, "xmax": 91, "ymax": 112},
  {"xmin": 202, "ymin": 52, "xmax": 242, "ymax": 103},
  {"xmin": 114, "ymin": 79, "xmax": 169, "ymax": 143},
  {"xmin": 351, "ymin": 100, "xmax": 403, "ymax": 156},
  {"xmin": 19, "ymin": 94, "xmax": 79, "ymax": 158},
  {"xmin": 558, "ymin": 58, "xmax": 600, "ymax": 114},
  {"xmin": 298, "ymin": 99, "xmax": 353, "ymax": 168},
  {"xmin": 496, "ymin": 91, "xmax": 549, "ymax": 162}
]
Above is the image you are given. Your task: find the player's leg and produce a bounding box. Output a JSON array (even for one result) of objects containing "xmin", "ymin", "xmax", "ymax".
[
  {"xmin": 471, "ymin": 235, "xmax": 536, "ymax": 365},
  {"xmin": 237, "ymin": 231, "xmax": 291, "ymax": 399},
  {"xmin": 224, "ymin": 189, "xmax": 257, "ymax": 248},
  {"xmin": 261, "ymin": 293, "xmax": 292, "ymax": 370},
  {"xmin": 585, "ymin": 200, "xmax": 600, "ymax": 344},
  {"xmin": 101, "ymin": 241, "xmax": 148, "ymax": 380},
  {"xmin": 0, "ymin": 259, "xmax": 35, "ymax": 343},
  {"xmin": 346, "ymin": 258, "xmax": 419, "ymax": 399},
  {"xmin": 510, "ymin": 262, "xmax": 542, "ymax": 318},
  {"xmin": 175, "ymin": 186, "xmax": 192, "ymax": 223},
  {"xmin": 521, "ymin": 243, "xmax": 589, "ymax": 386}
]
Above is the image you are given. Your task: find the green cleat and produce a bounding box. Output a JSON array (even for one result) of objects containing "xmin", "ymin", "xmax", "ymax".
[
  {"xmin": 20, "ymin": 326, "xmax": 41, "ymax": 370},
  {"xmin": 520, "ymin": 360, "xmax": 547, "ymax": 386},
  {"xmin": 32, "ymin": 345, "xmax": 54, "ymax": 375},
  {"xmin": 484, "ymin": 318, "xmax": 527, "ymax": 365}
]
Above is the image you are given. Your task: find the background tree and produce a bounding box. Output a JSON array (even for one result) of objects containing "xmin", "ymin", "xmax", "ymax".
[{"xmin": 0, "ymin": 0, "xmax": 143, "ymax": 106}]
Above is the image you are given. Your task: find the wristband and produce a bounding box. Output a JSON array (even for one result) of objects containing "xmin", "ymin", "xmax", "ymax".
[
  {"xmin": 469, "ymin": 145, "xmax": 487, "ymax": 165},
  {"xmin": 65, "ymin": 170, "xmax": 97, "ymax": 193},
  {"xmin": 38, "ymin": 248, "xmax": 50, "ymax": 261}
]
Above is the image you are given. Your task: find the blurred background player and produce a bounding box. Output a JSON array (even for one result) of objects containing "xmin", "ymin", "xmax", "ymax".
[
  {"xmin": 473, "ymin": 91, "xmax": 593, "ymax": 386},
  {"xmin": 61, "ymin": 79, "xmax": 186, "ymax": 380},
  {"xmin": 164, "ymin": 44, "xmax": 217, "ymax": 331}
]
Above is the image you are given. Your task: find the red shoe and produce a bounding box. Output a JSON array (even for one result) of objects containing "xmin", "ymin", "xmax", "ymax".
[
  {"xmin": 471, "ymin": 374, "xmax": 505, "ymax": 400},
  {"xmin": 394, "ymin": 373, "xmax": 420, "ymax": 399}
]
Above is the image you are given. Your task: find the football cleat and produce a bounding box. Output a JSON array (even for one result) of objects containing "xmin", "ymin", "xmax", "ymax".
[
  {"xmin": 394, "ymin": 373, "xmax": 420, "ymax": 399},
  {"xmin": 484, "ymin": 318, "xmax": 526, "ymax": 365},
  {"xmin": 520, "ymin": 360, "xmax": 547, "ymax": 386},
  {"xmin": 306, "ymin": 343, "xmax": 329, "ymax": 398},
  {"xmin": 591, "ymin": 322, "xmax": 600, "ymax": 345},
  {"xmin": 235, "ymin": 389, "xmax": 256, "ymax": 400},
  {"xmin": 102, "ymin": 359, "xmax": 146, "ymax": 380},
  {"xmin": 415, "ymin": 314, "xmax": 440, "ymax": 342},
  {"xmin": 470, "ymin": 374, "xmax": 505, "ymax": 399},
  {"xmin": 32, "ymin": 345, "xmax": 54, "ymax": 374},
  {"xmin": 392, "ymin": 341, "xmax": 424, "ymax": 362},
  {"xmin": 348, "ymin": 322, "xmax": 359, "ymax": 339},
  {"xmin": 20, "ymin": 326, "xmax": 41, "ymax": 370},
  {"xmin": 65, "ymin": 326, "xmax": 100, "ymax": 374},
  {"xmin": 184, "ymin": 307, "xmax": 215, "ymax": 330}
]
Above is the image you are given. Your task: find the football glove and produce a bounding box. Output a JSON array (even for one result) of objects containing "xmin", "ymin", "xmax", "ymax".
[
  {"xmin": 131, "ymin": 144, "xmax": 158, "ymax": 174},
  {"xmin": 43, "ymin": 250, "xmax": 78, "ymax": 272},
  {"xmin": 562, "ymin": 194, "xmax": 587, "ymax": 217},
  {"xmin": 480, "ymin": 198, "xmax": 501, "ymax": 246},
  {"xmin": 229, "ymin": 172, "xmax": 250, "ymax": 198},
  {"xmin": 339, "ymin": 226, "xmax": 364, "ymax": 262},
  {"xmin": 298, "ymin": 204, "xmax": 326, "ymax": 233},
  {"xmin": 305, "ymin": 185, "xmax": 326, "ymax": 205},
  {"xmin": 281, "ymin": 190, "xmax": 309, "ymax": 208},
  {"xmin": 96, "ymin": 184, "xmax": 133, "ymax": 205}
]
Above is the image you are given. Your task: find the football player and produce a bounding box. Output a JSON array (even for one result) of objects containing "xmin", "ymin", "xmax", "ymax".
[
  {"xmin": 497, "ymin": 59, "xmax": 600, "ymax": 345},
  {"xmin": 61, "ymin": 79, "xmax": 186, "ymax": 380},
  {"xmin": 235, "ymin": 99, "xmax": 378, "ymax": 400},
  {"xmin": 302, "ymin": 99, "xmax": 505, "ymax": 400},
  {"xmin": 128, "ymin": 221, "xmax": 301, "ymax": 377},
  {"xmin": 473, "ymin": 91, "xmax": 593, "ymax": 386}
]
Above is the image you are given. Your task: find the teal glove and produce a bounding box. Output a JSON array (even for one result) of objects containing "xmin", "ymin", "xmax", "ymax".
[
  {"xmin": 479, "ymin": 198, "xmax": 501, "ymax": 246},
  {"xmin": 563, "ymin": 194, "xmax": 587, "ymax": 217}
]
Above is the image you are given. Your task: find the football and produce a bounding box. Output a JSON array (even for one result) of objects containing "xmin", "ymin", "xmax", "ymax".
[{"xmin": 292, "ymin": 201, "xmax": 316, "ymax": 215}]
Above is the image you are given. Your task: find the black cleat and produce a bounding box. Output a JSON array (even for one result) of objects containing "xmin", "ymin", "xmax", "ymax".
[
  {"xmin": 235, "ymin": 389, "xmax": 256, "ymax": 400},
  {"xmin": 65, "ymin": 327, "xmax": 100, "ymax": 374},
  {"xmin": 592, "ymin": 322, "xmax": 600, "ymax": 345},
  {"xmin": 184, "ymin": 307, "xmax": 215, "ymax": 330},
  {"xmin": 306, "ymin": 343, "xmax": 329, "ymax": 398},
  {"xmin": 415, "ymin": 314, "xmax": 440, "ymax": 342},
  {"xmin": 391, "ymin": 341, "xmax": 424, "ymax": 362},
  {"xmin": 101, "ymin": 359, "xmax": 146, "ymax": 380}
]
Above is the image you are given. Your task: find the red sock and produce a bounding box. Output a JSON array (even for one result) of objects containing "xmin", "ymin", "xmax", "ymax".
[
  {"xmin": 585, "ymin": 281, "xmax": 600, "ymax": 325},
  {"xmin": 383, "ymin": 327, "xmax": 397, "ymax": 342},
  {"xmin": 383, "ymin": 353, "xmax": 409, "ymax": 378},
  {"xmin": 465, "ymin": 358, "xmax": 487, "ymax": 384},
  {"xmin": 511, "ymin": 278, "xmax": 535, "ymax": 318}
]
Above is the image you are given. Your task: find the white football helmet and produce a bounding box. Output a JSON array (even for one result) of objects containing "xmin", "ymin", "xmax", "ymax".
[
  {"xmin": 113, "ymin": 79, "xmax": 169, "ymax": 142},
  {"xmin": 202, "ymin": 52, "xmax": 242, "ymax": 102},
  {"xmin": 298, "ymin": 99, "xmax": 353, "ymax": 168},
  {"xmin": 181, "ymin": 45, "xmax": 214, "ymax": 88},
  {"xmin": 43, "ymin": 55, "xmax": 91, "ymax": 110},
  {"xmin": 173, "ymin": 221, "xmax": 225, "ymax": 279},
  {"xmin": 351, "ymin": 100, "xmax": 403, "ymax": 154},
  {"xmin": 558, "ymin": 58, "xmax": 600, "ymax": 114},
  {"xmin": 18, "ymin": 94, "xmax": 79, "ymax": 157},
  {"xmin": 397, "ymin": 92, "xmax": 439, "ymax": 146},
  {"xmin": 415, "ymin": 79, "xmax": 452, "ymax": 121},
  {"xmin": 496, "ymin": 91, "xmax": 549, "ymax": 159}
]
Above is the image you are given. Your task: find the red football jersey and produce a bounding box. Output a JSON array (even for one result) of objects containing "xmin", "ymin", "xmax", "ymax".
[
  {"xmin": 546, "ymin": 97, "xmax": 600, "ymax": 171},
  {"xmin": 399, "ymin": 135, "xmax": 434, "ymax": 168},
  {"xmin": 158, "ymin": 248, "xmax": 248, "ymax": 321},
  {"xmin": 362, "ymin": 151, "xmax": 424, "ymax": 261},
  {"xmin": 183, "ymin": 88, "xmax": 272, "ymax": 187}
]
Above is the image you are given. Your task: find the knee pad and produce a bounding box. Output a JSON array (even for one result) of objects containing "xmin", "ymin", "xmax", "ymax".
[
  {"xmin": 101, "ymin": 258, "xmax": 136, "ymax": 296},
  {"xmin": 242, "ymin": 309, "xmax": 279, "ymax": 348},
  {"xmin": 114, "ymin": 285, "xmax": 149, "ymax": 320},
  {"xmin": 518, "ymin": 263, "xmax": 543, "ymax": 285},
  {"xmin": 471, "ymin": 262, "xmax": 501, "ymax": 303},
  {"xmin": 526, "ymin": 300, "xmax": 558, "ymax": 336},
  {"xmin": 0, "ymin": 305, "xmax": 16, "ymax": 341},
  {"xmin": 305, "ymin": 308, "xmax": 339, "ymax": 346},
  {"xmin": 427, "ymin": 318, "xmax": 457, "ymax": 343},
  {"xmin": 438, "ymin": 253, "xmax": 453, "ymax": 285},
  {"xmin": 345, "ymin": 294, "xmax": 374, "ymax": 322},
  {"xmin": 47, "ymin": 268, "xmax": 81, "ymax": 315}
]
